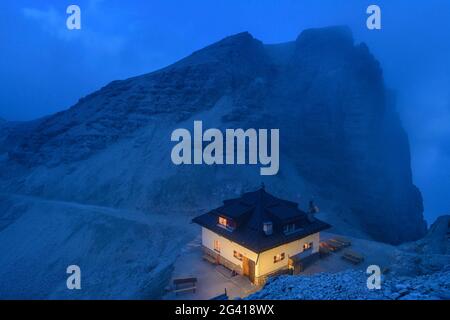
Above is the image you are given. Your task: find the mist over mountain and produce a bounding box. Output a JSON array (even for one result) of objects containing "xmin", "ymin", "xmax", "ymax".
[{"xmin": 0, "ymin": 26, "xmax": 426, "ymax": 244}]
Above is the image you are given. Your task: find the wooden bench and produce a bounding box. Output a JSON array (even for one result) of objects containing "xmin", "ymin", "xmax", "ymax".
[
  {"xmin": 328, "ymin": 238, "xmax": 349, "ymax": 249},
  {"xmin": 216, "ymin": 264, "xmax": 239, "ymax": 278},
  {"xmin": 334, "ymin": 236, "xmax": 351, "ymax": 246},
  {"xmin": 323, "ymin": 240, "xmax": 342, "ymax": 252},
  {"xmin": 203, "ymin": 254, "xmax": 217, "ymax": 265},
  {"xmin": 173, "ymin": 277, "xmax": 197, "ymax": 295},
  {"xmin": 342, "ymin": 250, "xmax": 364, "ymax": 265}
]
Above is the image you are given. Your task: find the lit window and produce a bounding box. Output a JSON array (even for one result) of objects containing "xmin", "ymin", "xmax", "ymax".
[
  {"xmin": 218, "ymin": 216, "xmax": 227, "ymax": 227},
  {"xmin": 218, "ymin": 216, "xmax": 236, "ymax": 231},
  {"xmin": 303, "ymin": 242, "xmax": 313, "ymax": 251},
  {"xmin": 273, "ymin": 252, "xmax": 285, "ymax": 263},
  {"xmin": 233, "ymin": 250, "xmax": 243, "ymax": 261},
  {"xmin": 214, "ymin": 240, "xmax": 220, "ymax": 253}
]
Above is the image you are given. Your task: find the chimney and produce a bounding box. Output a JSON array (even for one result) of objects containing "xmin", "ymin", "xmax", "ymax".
[
  {"xmin": 307, "ymin": 200, "xmax": 318, "ymax": 222},
  {"xmin": 263, "ymin": 221, "xmax": 273, "ymax": 236}
]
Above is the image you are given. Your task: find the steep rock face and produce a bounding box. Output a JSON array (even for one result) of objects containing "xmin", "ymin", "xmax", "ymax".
[
  {"xmin": 402, "ymin": 215, "xmax": 450, "ymax": 255},
  {"xmin": 266, "ymin": 26, "xmax": 426, "ymax": 243},
  {"xmin": 0, "ymin": 27, "xmax": 426, "ymax": 243}
]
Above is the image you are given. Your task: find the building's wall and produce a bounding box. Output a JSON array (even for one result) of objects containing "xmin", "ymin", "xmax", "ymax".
[
  {"xmin": 201, "ymin": 227, "xmax": 258, "ymax": 272},
  {"xmin": 256, "ymin": 232, "xmax": 320, "ymax": 279},
  {"xmin": 202, "ymin": 227, "xmax": 320, "ymax": 285}
]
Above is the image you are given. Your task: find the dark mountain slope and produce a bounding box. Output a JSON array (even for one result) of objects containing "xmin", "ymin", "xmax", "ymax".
[{"xmin": 0, "ymin": 26, "xmax": 426, "ymax": 243}]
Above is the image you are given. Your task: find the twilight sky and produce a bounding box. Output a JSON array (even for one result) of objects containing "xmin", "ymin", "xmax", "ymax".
[{"xmin": 0, "ymin": 0, "xmax": 449, "ymax": 223}]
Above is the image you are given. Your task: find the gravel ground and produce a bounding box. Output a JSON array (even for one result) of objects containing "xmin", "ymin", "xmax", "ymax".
[{"xmin": 247, "ymin": 269, "xmax": 450, "ymax": 300}]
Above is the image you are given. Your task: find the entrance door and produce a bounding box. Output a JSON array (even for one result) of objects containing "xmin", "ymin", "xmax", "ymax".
[{"xmin": 242, "ymin": 257, "xmax": 255, "ymax": 283}]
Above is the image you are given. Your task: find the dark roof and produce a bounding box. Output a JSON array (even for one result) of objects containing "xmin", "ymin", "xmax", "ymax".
[
  {"xmin": 192, "ymin": 187, "xmax": 331, "ymax": 253},
  {"xmin": 215, "ymin": 201, "xmax": 252, "ymax": 219}
]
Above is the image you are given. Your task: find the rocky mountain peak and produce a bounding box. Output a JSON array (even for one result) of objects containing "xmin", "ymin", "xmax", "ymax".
[
  {"xmin": 168, "ymin": 31, "xmax": 268, "ymax": 75},
  {"xmin": 211, "ymin": 31, "xmax": 257, "ymax": 46},
  {"xmin": 0, "ymin": 26, "xmax": 427, "ymax": 244},
  {"xmin": 296, "ymin": 25, "xmax": 354, "ymax": 48}
]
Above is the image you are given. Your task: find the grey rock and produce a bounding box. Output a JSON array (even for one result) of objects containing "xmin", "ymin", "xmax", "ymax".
[{"xmin": 248, "ymin": 269, "xmax": 450, "ymax": 300}]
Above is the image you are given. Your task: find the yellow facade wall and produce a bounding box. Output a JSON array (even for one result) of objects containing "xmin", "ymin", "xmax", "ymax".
[
  {"xmin": 256, "ymin": 232, "xmax": 320, "ymax": 277},
  {"xmin": 201, "ymin": 227, "xmax": 258, "ymax": 268},
  {"xmin": 202, "ymin": 227, "xmax": 320, "ymax": 279}
]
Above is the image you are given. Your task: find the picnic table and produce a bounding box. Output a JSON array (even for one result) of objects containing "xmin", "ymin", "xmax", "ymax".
[
  {"xmin": 322, "ymin": 240, "xmax": 342, "ymax": 252},
  {"xmin": 342, "ymin": 250, "xmax": 364, "ymax": 265},
  {"xmin": 173, "ymin": 277, "xmax": 197, "ymax": 295},
  {"xmin": 334, "ymin": 236, "xmax": 351, "ymax": 246},
  {"xmin": 330, "ymin": 237, "xmax": 351, "ymax": 248}
]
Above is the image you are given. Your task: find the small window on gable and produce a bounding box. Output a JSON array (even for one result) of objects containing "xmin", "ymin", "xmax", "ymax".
[
  {"xmin": 218, "ymin": 216, "xmax": 236, "ymax": 231},
  {"xmin": 274, "ymin": 252, "xmax": 285, "ymax": 263},
  {"xmin": 233, "ymin": 250, "xmax": 243, "ymax": 261},
  {"xmin": 303, "ymin": 242, "xmax": 313, "ymax": 251},
  {"xmin": 218, "ymin": 216, "xmax": 227, "ymax": 227}
]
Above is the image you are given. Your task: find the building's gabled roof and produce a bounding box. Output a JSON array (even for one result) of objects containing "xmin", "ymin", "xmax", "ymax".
[
  {"xmin": 192, "ymin": 186, "xmax": 331, "ymax": 253},
  {"xmin": 215, "ymin": 201, "xmax": 252, "ymax": 219}
]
